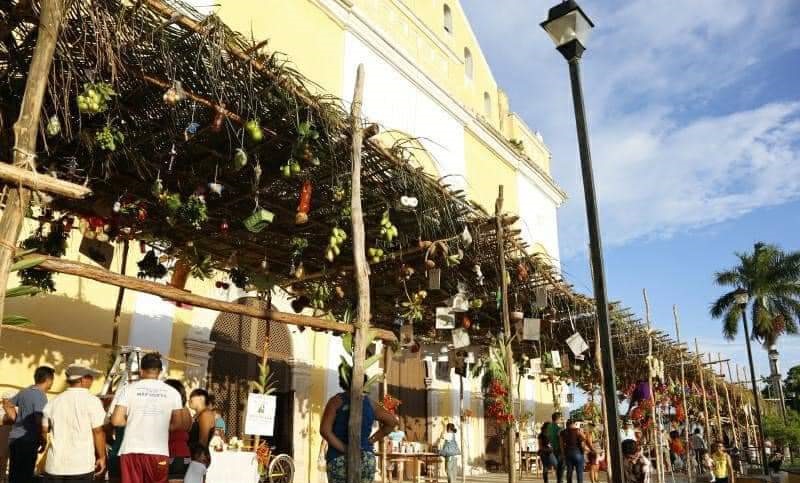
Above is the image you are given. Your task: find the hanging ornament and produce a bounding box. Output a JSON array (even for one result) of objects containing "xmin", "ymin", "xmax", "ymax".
[
  {"xmin": 325, "ymin": 227, "xmax": 347, "ymax": 262},
  {"xmin": 211, "ymin": 107, "xmax": 225, "ymax": 132},
  {"xmin": 379, "ymin": 210, "xmax": 398, "ymax": 243},
  {"xmin": 332, "ymin": 185, "xmax": 346, "ymax": 202},
  {"xmin": 233, "ymin": 148, "xmax": 248, "ymax": 171},
  {"xmin": 162, "ymin": 80, "xmax": 187, "ymax": 105},
  {"xmin": 367, "ymin": 247, "xmax": 385, "ymax": 264},
  {"xmin": 281, "ymin": 159, "xmax": 301, "ymax": 178},
  {"xmin": 136, "ymin": 206, "xmax": 148, "ymax": 222},
  {"xmin": 295, "ymin": 180, "xmax": 313, "ymax": 225},
  {"xmin": 46, "ymin": 115, "xmax": 61, "ymax": 137},
  {"xmin": 168, "ymin": 144, "xmax": 177, "ymax": 172},
  {"xmin": 397, "ymin": 195, "xmax": 418, "ymax": 211},
  {"xmin": 260, "ymin": 257, "xmax": 268, "ymax": 271},
  {"xmin": 112, "ymin": 201, "xmax": 122, "ymax": 213},
  {"xmin": 243, "ymin": 208, "xmax": 275, "ymax": 233},
  {"xmin": 208, "ymin": 182, "xmax": 223, "ymax": 196},
  {"xmin": 184, "ymin": 122, "xmax": 200, "ymax": 141},
  {"xmin": 473, "ymin": 264, "xmax": 484, "ymax": 285},
  {"xmin": 245, "ymin": 119, "xmax": 263, "ymax": 142},
  {"xmin": 220, "ymin": 219, "xmax": 230, "ymax": 233}
]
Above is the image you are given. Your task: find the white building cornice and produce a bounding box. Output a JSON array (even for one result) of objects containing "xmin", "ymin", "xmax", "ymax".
[{"xmin": 316, "ymin": 0, "xmax": 567, "ymax": 206}]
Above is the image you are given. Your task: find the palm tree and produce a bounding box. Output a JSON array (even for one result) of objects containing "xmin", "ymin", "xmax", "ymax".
[
  {"xmin": 710, "ymin": 242, "xmax": 800, "ymax": 345},
  {"xmin": 710, "ymin": 242, "xmax": 800, "ymax": 423}
]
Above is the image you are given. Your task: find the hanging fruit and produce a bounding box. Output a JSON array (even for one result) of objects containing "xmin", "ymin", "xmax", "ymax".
[
  {"xmin": 325, "ymin": 226, "xmax": 347, "ymax": 262},
  {"xmin": 220, "ymin": 219, "xmax": 230, "ymax": 233},
  {"xmin": 46, "ymin": 115, "xmax": 61, "ymax": 137},
  {"xmin": 367, "ymin": 247, "xmax": 385, "ymax": 264},
  {"xmin": 232, "ymin": 148, "xmax": 248, "ymax": 171},
  {"xmin": 379, "ymin": 210, "xmax": 398, "ymax": 243},
  {"xmin": 77, "ymin": 82, "xmax": 116, "ymax": 114},
  {"xmin": 280, "ymin": 159, "xmax": 302, "ymax": 178},
  {"xmin": 136, "ymin": 206, "xmax": 148, "ymax": 222},
  {"xmin": 95, "ymin": 126, "xmax": 125, "ymax": 151},
  {"xmin": 332, "ymin": 186, "xmax": 346, "ymax": 202},
  {"xmin": 245, "ymin": 119, "xmax": 263, "ymax": 142},
  {"xmin": 295, "ymin": 180, "xmax": 313, "ymax": 225},
  {"xmin": 162, "ymin": 81, "xmax": 187, "ymax": 105}
]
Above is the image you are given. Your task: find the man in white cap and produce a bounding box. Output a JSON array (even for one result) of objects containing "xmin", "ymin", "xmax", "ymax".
[{"xmin": 41, "ymin": 363, "xmax": 106, "ymax": 483}]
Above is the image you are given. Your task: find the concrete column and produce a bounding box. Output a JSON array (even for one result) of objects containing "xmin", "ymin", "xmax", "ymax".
[{"xmin": 183, "ymin": 337, "xmax": 216, "ymax": 387}]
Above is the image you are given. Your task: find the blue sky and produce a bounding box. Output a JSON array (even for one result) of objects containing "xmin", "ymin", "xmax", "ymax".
[{"xmin": 462, "ymin": 0, "xmax": 800, "ymax": 382}]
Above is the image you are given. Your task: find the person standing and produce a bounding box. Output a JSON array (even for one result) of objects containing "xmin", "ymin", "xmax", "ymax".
[
  {"xmin": 110, "ymin": 353, "xmax": 186, "ymax": 483},
  {"xmin": 164, "ymin": 380, "xmax": 192, "ymax": 478},
  {"xmin": 320, "ymin": 365, "xmax": 399, "ymax": 483},
  {"xmin": 691, "ymin": 428, "xmax": 707, "ymax": 470},
  {"xmin": 187, "ymin": 389, "xmax": 216, "ymax": 451},
  {"xmin": 560, "ymin": 419, "xmax": 589, "ymax": 483},
  {"xmin": 41, "ymin": 364, "xmax": 106, "ymax": 483},
  {"xmin": 711, "ymin": 442, "xmax": 735, "ymax": 483},
  {"xmin": 440, "ymin": 423, "xmax": 460, "ymax": 483},
  {"xmin": 2, "ymin": 365, "xmax": 54, "ymax": 483},
  {"xmin": 547, "ymin": 412, "xmax": 566, "ymax": 483},
  {"xmin": 538, "ymin": 422, "xmax": 558, "ymax": 483}
]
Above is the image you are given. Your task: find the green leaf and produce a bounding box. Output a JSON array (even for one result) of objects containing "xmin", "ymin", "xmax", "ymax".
[
  {"xmin": 10, "ymin": 257, "xmax": 45, "ymax": 273},
  {"xmin": 6, "ymin": 285, "xmax": 40, "ymax": 298},
  {"xmin": 14, "ymin": 248, "xmax": 38, "ymax": 258},
  {"xmin": 365, "ymin": 351, "xmax": 382, "ymax": 369},
  {"xmin": 363, "ymin": 373, "xmax": 383, "ymax": 393},
  {"xmin": 3, "ymin": 315, "xmax": 31, "ymax": 326},
  {"xmin": 342, "ymin": 332, "xmax": 353, "ymax": 355}
]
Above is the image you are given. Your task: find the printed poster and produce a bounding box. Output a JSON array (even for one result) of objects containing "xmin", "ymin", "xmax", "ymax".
[{"xmin": 244, "ymin": 393, "xmax": 276, "ymax": 436}]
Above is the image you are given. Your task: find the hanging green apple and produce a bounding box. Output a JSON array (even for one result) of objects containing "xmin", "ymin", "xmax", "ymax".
[
  {"xmin": 77, "ymin": 82, "xmax": 115, "ymax": 114},
  {"xmin": 46, "ymin": 116, "xmax": 61, "ymax": 137},
  {"xmin": 325, "ymin": 226, "xmax": 347, "ymax": 262},
  {"xmin": 245, "ymin": 119, "xmax": 263, "ymax": 142},
  {"xmin": 233, "ymin": 148, "xmax": 248, "ymax": 170},
  {"xmin": 379, "ymin": 210, "xmax": 398, "ymax": 242}
]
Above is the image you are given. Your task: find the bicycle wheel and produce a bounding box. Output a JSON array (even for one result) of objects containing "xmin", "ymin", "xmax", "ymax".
[{"xmin": 268, "ymin": 453, "xmax": 295, "ymax": 483}]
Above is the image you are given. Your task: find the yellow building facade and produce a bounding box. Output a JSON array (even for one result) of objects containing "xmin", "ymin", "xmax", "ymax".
[{"xmin": 1, "ymin": 1, "xmax": 569, "ymax": 482}]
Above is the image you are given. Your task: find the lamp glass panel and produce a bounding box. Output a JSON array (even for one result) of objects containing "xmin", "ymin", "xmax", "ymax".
[{"xmin": 544, "ymin": 10, "xmax": 593, "ymax": 47}]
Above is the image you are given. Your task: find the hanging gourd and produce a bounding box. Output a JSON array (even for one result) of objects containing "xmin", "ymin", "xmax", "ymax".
[
  {"xmin": 325, "ymin": 227, "xmax": 347, "ymax": 262},
  {"xmin": 77, "ymin": 82, "xmax": 116, "ymax": 114},
  {"xmin": 379, "ymin": 210, "xmax": 398, "ymax": 243},
  {"xmin": 245, "ymin": 119, "xmax": 263, "ymax": 142},
  {"xmin": 232, "ymin": 148, "xmax": 248, "ymax": 171},
  {"xmin": 295, "ymin": 180, "xmax": 313, "ymax": 225},
  {"xmin": 46, "ymin": 115, "xmax": 61, "ymax": 137},
  {"xmin": 162, "ymin": 81, "xmax": 187, "ymax": 105}
]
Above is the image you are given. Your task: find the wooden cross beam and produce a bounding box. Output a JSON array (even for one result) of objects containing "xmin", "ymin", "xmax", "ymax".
[{"xmin": 0, "ymin": 163, "xmax": 92, "ymax": 199}]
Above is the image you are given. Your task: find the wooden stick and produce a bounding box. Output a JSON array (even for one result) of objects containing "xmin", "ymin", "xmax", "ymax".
[
  {"xmin": 673, "ymin": 306, "xmax": 692, "ymax": 483},
  {"xmin": 695, "ymin": 338, "xmax": 712, "ymax": 442},
  {"xmin": 110, "ymin": 240, "xmax": 129, "ymax": 348},
  {"xmin": 496, "ymin": 185, "xmax": 517, "ymax": 483},
  {"xmin": 720, "ymin": 355, "xmax": 739, "ymax": 453},
  {"xmin": 381, "ymin": 347, "xmax": 390, "ymax": 483},
  {"xmin": 0, "ymin": 0, "xmax": 65, "ymax": 344},
  {"xmin": 253, "ymin": 321, "xmax": 270, "ymax": 450},
  {"xmin": 31, "ymin": 255, "xmax": 396, "ymax": 341},
  {"xmin": 643, "ymin": 289, "xmax": 663, "ymax": 483},
  {"xmin": 3, "ymin": 324, "xmax": 196, "ymax": 366},
  {"xmin": 709, "ymin": 353, "xmax": 723, "ymax": 443},
  {"xmin": 0, "ymin": 163, "xmax": 91, "ymax": 199},
  {"xmin": 346, "ymin": 64, "xmax": 369, "ymax": 483}
]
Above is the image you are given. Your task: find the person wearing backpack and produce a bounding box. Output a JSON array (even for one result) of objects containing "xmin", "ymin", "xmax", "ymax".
[{"xmin": 439, "ymin": 423, "xmax": 460, "ymax": 483}]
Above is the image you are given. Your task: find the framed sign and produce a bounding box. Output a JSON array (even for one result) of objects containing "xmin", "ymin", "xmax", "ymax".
[
  {"xmin": 523, "ymin": 318, "xmax": 541, "ymax": 341},
  {"xmin": 244, "ymin": 393, "xmax": 276, "ymax": 436},
  {"xmin": 435, "ymin": 307, "xmax": 455, "ymax": 329}
]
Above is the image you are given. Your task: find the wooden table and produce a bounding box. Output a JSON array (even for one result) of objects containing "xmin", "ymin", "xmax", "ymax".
[{"xmin": 379, "ymin": 451, "xmax": 444, "ymax": 482}]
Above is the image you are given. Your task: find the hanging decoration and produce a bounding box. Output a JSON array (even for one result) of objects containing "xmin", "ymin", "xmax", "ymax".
[
  {"xmin": 566, "ymin": 332, "xmax": 589, "ymax": 356},
  {"xmin": 523, "ymin": 317, "xmax": 541, "ymax": 341},
  {"xmin": 396, "ymin": 195, "xmax": 418, "ymax": 212},
  {"xmin": 401, "ymin": 290, "xmax": 427, "ymax": 323},
  {"xmin": 243, "ymin": 208, "xmax": 275, "ymax": 233},
  {"xmin": 233, "ymin": 148, "xmax": 248, "ymax": 170},
  {"xmin": 137, "ymin": 250, "xmax": 168, "ymax": 279},
  {"xmin": 452, "ymin": 328, "xmax": 470, "ymax": 348},
  {"xmin": 325, "ymin": 226, "xmax": 347, "ymax": 262},
  {"xmin": 295, "ymin": 180, "xmax": 313, "ymax": 225},
  {"xmin": 367, "ymin": 247, "xmax": 385, "ymax": 264},
  {"xmin": 379, "ymin": 210, "xmax": 398, "ymax": 243},
  {"xmin": 245, "ymin": 119, "xmax": 264, "ymax": 142},
  {"xmin": 280, "ymin": 159, "xmax": 302, "ymax": 178},
  {"xmin": 77, "ymin": 82, "xmax": 115, "ymax": 114},
  {"xmin": 435, "ymin": 307, "xmax": 455, "ymax": 329},
  {"xmin": 95, "ymin": 126, "xmax": 125, "ymax": 152},
  {"xmin": 46, "ymin": 115, "xmax": 61, "ymax": 137},
  {"xmin": 162, "ymin": 80, "xmax": 187, "ymax": 105},
  {"xmin": 450, "ymin": 283, "xmax": 469, "ymax": 312}
]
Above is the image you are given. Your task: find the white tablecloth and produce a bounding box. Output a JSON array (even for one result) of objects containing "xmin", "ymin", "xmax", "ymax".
[{"xmin": 206, "ymin": 451, "xmax": 260, "ymax": 483}]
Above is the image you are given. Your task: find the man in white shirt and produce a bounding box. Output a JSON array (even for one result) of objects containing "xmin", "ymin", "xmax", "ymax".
[
  {"xmin": 111, "ymin": 353, "xmax": 185, "ymax": 483},
  {"xmin": 41, "ymin": 363, "xmax": 106, "ymax": 483}
]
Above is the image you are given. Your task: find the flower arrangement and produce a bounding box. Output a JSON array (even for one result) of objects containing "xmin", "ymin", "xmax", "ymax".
[
  {"xmin": 256, "ymin": 442, "xmax": 271, "ymax": 476},
  {"xmin": 228, "ymin": 436, "xmax": 244, "ymax": 450},
  {"xmin": 486, "ymin": 379, "xmax": 514, "ymax": 426}
]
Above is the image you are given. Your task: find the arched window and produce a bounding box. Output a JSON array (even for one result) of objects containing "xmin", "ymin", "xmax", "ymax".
[
  {"xmin": 443, "ymin": 4, "xmax": 453, "ymax": 33},
  {"xmin": 484, "ymin": 92, "xmax": 492, "ymax": 116},
  {"xmin": 464, "ymin": 47, "xmax": 473, "ymax": 81}
]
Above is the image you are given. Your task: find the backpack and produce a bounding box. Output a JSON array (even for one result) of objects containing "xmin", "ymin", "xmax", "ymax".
[{"xmin": 440, "ymin": 439, "xmax": 460, "ymax": 457}]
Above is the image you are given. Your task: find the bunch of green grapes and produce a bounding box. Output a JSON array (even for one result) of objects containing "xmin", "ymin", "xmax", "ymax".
[
  {"xmin": 95, "ymin": 126, "xmax": 125, "ymax": 151},
  {"xmin": 77, "ymin": 82, "xmax": 116, "ymax": 114}
]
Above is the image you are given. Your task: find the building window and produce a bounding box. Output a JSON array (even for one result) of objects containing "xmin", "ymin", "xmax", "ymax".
[
  {"xmin": 443, "ymin": 4, "xmax": 453, "ymax": 33},
  {"xmin": 464, "ymin": 47, "xmax": 473, "ymax": 81},
  {"xmin": 484, "ymin": 92, "xmax": 492, "ymax": 116}
]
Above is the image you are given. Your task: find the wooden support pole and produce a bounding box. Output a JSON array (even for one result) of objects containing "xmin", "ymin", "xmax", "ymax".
[
  {"xmin": 673, "ymin": 306, "xmax": 692, "ymax": 483},
  {"xmin": 695, "ymin": 338, "xmax": 712, "ymax": 442},
  {"xmin": 738, "ymin": 366, "xmax": 754, "ymax": 450},
  {"xmin": 0, "ymin": 0, "xmax": 65, "ymax": 344},
  {"xmin": 0, "ymin": 163, "xmax": 92, "ymax": 199},
  {"xmin": 346, "ymin": 64, "xmax": 370, "ymax": 483},
  {"xmin": 495, "ymin": 185, "xmax": 517, "ymax": 483},
  {"xmin": 31, "ymin": 255, "xmax": 396, "ymax": 341},
  {"xmin": 720, "ymin": 355, "xmax": 739, "ymax": 453},
  {"xmin": 643, "ymin": 289, "xmax": 664, "ymax": 483},
  {"xmin": 110, "ymin": 240, "xmax": 130, "ymax": 348},
  {"xmin": 253, "ymin": 321, "xmax": 270, "ymax": 450},
  {"xmin": 725, "ymin": 361, "xmax": 741, "ymax": 450},
  {"xmin": 709, "ymin": 353, "xmax": 723, "ymax": 444}
]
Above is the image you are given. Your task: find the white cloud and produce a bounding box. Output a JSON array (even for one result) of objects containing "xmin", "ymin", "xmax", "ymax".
[{"xmin": 462, "ymin": 0, "xmax": 800, "ymax": 257}]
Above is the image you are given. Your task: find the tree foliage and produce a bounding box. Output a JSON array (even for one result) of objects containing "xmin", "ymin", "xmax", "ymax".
[
  {"xmin": 710, "ymin": 242, "xmax": 800, "ymax": 348},
  {"xmin": 763, "ymin": 410, "xmax": 800, "ymax": 449}
]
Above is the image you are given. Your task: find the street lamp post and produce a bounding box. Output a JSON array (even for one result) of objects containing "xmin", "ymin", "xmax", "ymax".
[
  {"xmin": 734, "ymin": 288, "xmax": 769, "ymax": 475},
  {"xmin": 540, "ymin": 3, "xmax": 624, "ymax": 483}
]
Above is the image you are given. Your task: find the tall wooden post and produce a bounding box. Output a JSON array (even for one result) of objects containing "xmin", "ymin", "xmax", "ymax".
[
  {"xmin": 347, "ymin": 64, "xmax": 371, "ymax": 483},
  {"xmin": 725, "ymin": 361, "xmax": 740, "ymax": 450},
  {"xmin": 695, "ymin": 338, "xmax": 711, "ymax": 442},
  {"xmin": 709, "ymin": 354, "xmax": 723, "ymax": 444},
  {"xmin": 495, "ymin": 185, "xmax": 517, "ymax": 483},
  {"xmin": 720, "ymin": 355, "xmax": 738, "ymax": 452},
  {"xmin": 110, "ymin": 239, "xmax": 130, "ymax": 348},
  {"xmin": 381, "ymin": 347, "xmax": 390, "ymax": 483},
  {"xmin": 643, "ymin": 289, "xmax": 664, "ymax": 483},
  {"xmin": 0, "ymin": 0, "xmax": 66, "ymax": 342},
  {"xmin": 673, "ymin": 306, "xmax": 692, "ymax": 483},
  {"xmin": 737, "ymin": 366, "xmax": 753, "ymax": 451}
]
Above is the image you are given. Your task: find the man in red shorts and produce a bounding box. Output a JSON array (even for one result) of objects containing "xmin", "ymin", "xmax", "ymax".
[{"xmin": 111, "ymin": 353, "xmax": 186, "ymax": 483}]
